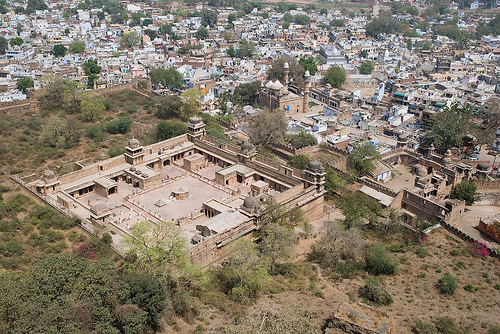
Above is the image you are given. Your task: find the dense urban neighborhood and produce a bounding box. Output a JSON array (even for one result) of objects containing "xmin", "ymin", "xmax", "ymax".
[{"xmin": 1, "ymin": 0, "xmax": 500, "ymax": 333}]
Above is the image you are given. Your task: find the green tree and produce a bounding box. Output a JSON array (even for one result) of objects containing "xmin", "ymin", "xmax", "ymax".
[
  {"xmin": 406, "ymin": 38, "xmax": 413, "ymax": 50},
  {"xmin": 16, "ymin": 77, "xmax": 34, "ymax": 94},
  {"xmin": 288, "ymin": 154, "xmax": 310, "ymax": 170},
  {"xmin": 106, "ymin": 117, "xmax": 133, "ymax": 134},
  {"xmin": 299, "ymin": 56, "xmax": 318, "ymax": 75},
  {"xmin": 331, "ymin": 19, "xmax": 345, "ymax": 27},
  {"xmin": 233, "ymin": 81, "xmax": 260, "ymax": 106},
  {"xmin": 122, "ymin": 220, "xmax": 190, "ymax": 279},
  {"xmin": 155, "ymin": 95, "xmax": 183, "ymax": 119},
  {"xmin": 294, "ymin": 14, "xmax": 311, "ymax": 26},
  {"xmin": 359, "ymin": 278, "xmax": 393, "ymax": 305},
  {"xmin": 438, "ymin": 272, "xmax": 458, "ymax": 295},
  {"xmin": 68, "ymin": 40, "xmax": 86, "ymax": 53},
  {"xmin": 120, "ymin": 31, "xmax": 142, "ymax": 48},
  {"xmin": 365, "ymin": 243, "xmax": 398, "ymax": 275},
  {"xmin": 79, "ymin": 94, "xmax": 105, "ymax": 122},
  {"xmin": 149, "ymin": 67, "xmax": 183, "ymax": 90},
  {"xmin": 360, "ymin": 61, "xmax": 375, "ymax": 74},
  {"xmin": 423, "ymin": 103, "xmax": 472, "ymax": 151},
  {"xmin": 0, "ymin": 36, "xmax": 7, "ymax": 54},
  {"xmin": 282, "ymin": 21, "xmax": 290, "ymax": 29},
  {"xmin": 195, "ymin": 26, "xmax": 209, "ymax": 40},
  {"xmin": 248, "ymin": 109, "xmax": 288, "ymax": 147},
  {"xmin": 53, "ymin": 44, "xmax": 67, "ymax": 57},
  {"xmin": 156, "ymin": 120, "xmax": 187, "ymax": 140},
  {"xmin": 41, "ymin": 116, "xmax": 78, "ymax": 148},
  {"xmin": 289, "ymin": 131, "xmax": 317, "ymax": 149},
  {"xmin": 451, "ymin": 180, "xmax": 479, "ymax": 205},
  {"xmin": 338, "ymin": 192, "xmax": 381, "ymax": 229},
  {"xmin": 216, "ymin": 238, "xmax": 270, "ymax": 304},
  {"xmin": 226, "ymin": 45, "xmax": 236, "ymax": 57},
  {"xmin": 262, "ymin": 12, "xmax": 269, "ymax": 19},
  {"xmin": 323, "ymin": 66, "xmax": 346, "ymax": 88},
  {"xmin": 143, "ymin": 29, "xmax": 158, "ymax": 40},
  {"xmin": 180, "ymin": 88, "xmax": 202, "ymax": 121},
  {"xmin": 349, "ymin": 141, "xmax": 382, "ymax": 176},
  {"xmin": 325, "ymin": 167, "xmax": 347, "ymax": 192},
  {"xmin": 83, "ymin": 59, "xmax": 102, "ymax": 89},
  {"xmin": 365, "ymin": 16, "xmax": 401, "ymax": 37},
  {"xmin": 237, "ymin": 38, "xmax": 256, "ymax": 58},
  {"xmin": 259, "ymin": 207, "xmax": 299, "ymax": 267},
  {"xmin": 201, "ymin": 9, "xmax": 218, "ymax": 28},
  {"xmin": 9, "ymin": 37, "xmax": 23, "ymax": 46}
]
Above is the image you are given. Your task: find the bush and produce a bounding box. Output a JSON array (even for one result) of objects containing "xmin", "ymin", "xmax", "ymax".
[
  {"xmin": 415, "ymin": 319, "xmax": 437, "ymax": 334},
  {"xmin": 108, "ymin": 146, "xmax": 126, "ymax": 158},
  {"xmin": 359, "ymin": 278, "xmax": 392, "ymax": 305},
  {"xmin": 365, "ymin": 243, "xmax": 398, "ymax": 276},
  {"xmin": 288, "ymin": 154, "xmax": 310, "ymax": 170},
  {"xmin": 0, "ymin": 240, "xmax": 24, "ymax": 256},
  {"xmin": 171, "ymin": 290, "xmax": 198, "ymax": 323},
  {"xmin": 438, "ymin": 272, "xmax": 457, "ymax": 295},
  {"xmin": 106, "ymin": 117, "xmax": 133, "ymax": 134},
  {"xmin": 435, "ymin": 316, "xmax": 459, "ymax": 334},
  {"xmin": 28, "ymin": 232, "xmax": 45, "ymax": 247},
  {"xmin": 415, "ymin": 246, "xmax": 430, "ymax": 258},
  {"xmin": 126, "ymin": 103, "xmax": 138, "ymax": 113},
  {"xmin": 463, "ymin": 284, "xmax": 479, "ymax": 292},
  {"xmin": 85, "ymin": 125, "xmax": 105, "ymax": 142}
]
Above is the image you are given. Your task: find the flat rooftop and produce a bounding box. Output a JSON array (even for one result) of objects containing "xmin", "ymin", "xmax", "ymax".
[{"xmin": 129, "ymin": 174, "xmax": 235, "ymax": 222}]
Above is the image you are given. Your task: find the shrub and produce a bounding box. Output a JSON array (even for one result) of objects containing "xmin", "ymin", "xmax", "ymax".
[
  {"xmin": 489, "ymin": 324, "xmax": 500, "ymax": 334},
  {"xmin": 171, "ymin": 290, "xmax": 198, "ymax": 323},
  {"xmin": 365, "ymin": 243, "xmax": 398, "ymax": 276},
  {"xmin": 463, "ymin": 284, "xmax": 479, "ymax": 292},
  {"xmin": 126, "ymin": 103, "xmax": 138, "ymax": 113},
  {"xmin": 108, "ymin": 146, "xmax": 126, "ymax": 158},
  {"xmin": 314, "ymin": 290, "xmax": 323, "ymax": 298},
  {"xmin": 438, "ymin": 272, "xmax": 457, "ymax": 295},
  {"xmin": 105, "ymin": 117, "xmax": 133, "ymax": 134},
  {"xmin": 0, "ymin": 240, "xmax": 24, "ymax": 256},
  {"xmin": 359, "ymin": 278, "xmax": 392, "ymax": 305},
  {"xmin": 85, "ymin": 125, "xmax": 105, "ymax": 142},
  {"xmin": 415, "ymin": 246, "xmax": 430, "ymax": 258},
  {"xmin": 450, "ymin": 249, "xmax": 460, "ymax": 256},
  {"xmin": 415, "ymin": 319, "xmax": 437, "ymax": 334},
  {"xmin": 468, "ymin": 241, "xmax": 490, "ymax": 257},
  {"xmin": 435, "ymin": 316, "xmax": 459, "ymax": 334},
  {"xmin": 28, "ymin": 232, "xmax": 45, "ymax": 246},
  {"xmin": 74, "ymin": 243, "xmax": 95, "ymax": 260}
]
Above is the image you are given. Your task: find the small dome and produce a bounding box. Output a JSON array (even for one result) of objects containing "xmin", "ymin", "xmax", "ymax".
[
  {"xmin": 307, "ymin": 160, "xmax": 324, "ymax": 171},
  {"xmin": 283, "ymin": 62, "xmax": 289, "ymax": 69},
  {"xmin": 443, "ymin": 157, "xmax": 452, "ymax": 166},
  {"xmin": 128, "ymin": 138, "xmax": 141, "ymax": 149},
  {"xmin": 41, "ymin": 169, "xmax": 56, "ymax": 181},
  {"xmin": 241, "ymin": 141, "xmax": 254, "ymax": 152},
  {"xmin": 189, "ymin": 116, "xmax": 202, "ymax": 124},
  {"xmin": 304, "ymin": 70, "xmax": 310, "ymax": 78},
  {"xmin": 243, "ymin": 196, "xmax": 260, "ymax": 209},
  {"xmin": 477, "ymin": 162, "xmax": 490, "ymax": 171}
]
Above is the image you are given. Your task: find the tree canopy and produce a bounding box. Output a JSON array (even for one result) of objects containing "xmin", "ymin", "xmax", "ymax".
[
  {"xmin": 338, "ymin": 192, "xmax": 382, "ymax": 229},
  {"xmin": 423, "ymin": 103, "xmax": 473, "ymax": 151},
  {"xmin": 451, "ymin": 180, "xmax": 479, "ymax": 206},
  {"xmin": 349, "ymin": 141, "xmax": 382, "ymax": 176},
  {"xmin": 248, "ymin": 109, "xmax": 288, "ymax": 147},
  {"xmin": 156, "ymin": 120, "xmax": 187, "ymax": 141},
  {"xmin": 53, "ymin": 44, "xmax": 67, "ymax": 57},
  {"xmin": 16, "ymin": 77, "xmax": 34, "ymax": 94},
  {"xmin": 233, "ymin": 81, "xmax": 260, "ymax": 106},
  {"xmin": 299, "ymin": 57, "xmax": 318, "ymax": 76},
  {"xmin": 237, "ymin": 38, "xmax": 256, "ymax": 58},
  {"xmin": 68, "ymin": 40, "xmax": 86, "ymax": 54},
  {"xmin": 360, "ymin": 61, "xmax": 375, "ymax": 74},
  {"xmin": 120, "ymin": 31, "xmax": 142, "ymax": 48},
  {"xmin": 149, "ymin": 67, "xmax": 183, "ymax": 90},
  {"xmin": 0, "ymin": 254, "xmax": 166, "ymax": 333},
  {"xmin": 323, "ymin": 66, "xmax": 346, "ymax": 88}
]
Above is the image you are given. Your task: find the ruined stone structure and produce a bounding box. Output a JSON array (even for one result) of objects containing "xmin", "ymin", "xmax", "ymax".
[{"xmin": 23, "ymin": 117, "xmax": 326, "ymax": 264}]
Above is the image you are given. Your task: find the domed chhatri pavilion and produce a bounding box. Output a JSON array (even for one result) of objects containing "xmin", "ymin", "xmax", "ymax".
[{"xmin": 23, "ymin": 117, "xmax": 326, "ymax": 265}]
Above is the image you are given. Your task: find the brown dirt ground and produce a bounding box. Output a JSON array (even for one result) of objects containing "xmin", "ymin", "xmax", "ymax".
[{"xmin": 158, "ymin": 223, "xmax": 500, "ymax": 334}]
